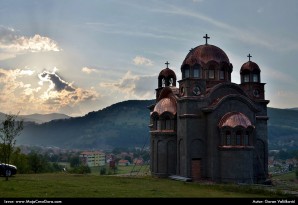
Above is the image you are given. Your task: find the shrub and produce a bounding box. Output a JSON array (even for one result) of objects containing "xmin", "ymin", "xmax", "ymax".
[{"xmin": 69, "ymin": 165, "xmax": 91, "ymax": 174}]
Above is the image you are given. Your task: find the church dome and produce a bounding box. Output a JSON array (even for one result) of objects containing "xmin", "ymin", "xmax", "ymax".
[
  {"xmin": 182, "ymin": 44, "xmax": 230, "ymax": 67},
  {"xmin": 153, "ymin": 97, "xmax": 177, "ymax": 116},
  {"xmin": 240, "ymin": 61, "xmax": 261, "ymax": 74},
  {"xmin": 159, "ymin": 67, "xmax": 176, "ymax": 79}
]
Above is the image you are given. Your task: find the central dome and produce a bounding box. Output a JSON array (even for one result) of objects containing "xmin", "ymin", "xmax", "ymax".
[{"xmin": 182, "ymin": 44, "xmax": 230, "ymax": 67}]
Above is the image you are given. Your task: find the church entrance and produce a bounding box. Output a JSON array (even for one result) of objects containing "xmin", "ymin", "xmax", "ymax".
[{"xmin": 191, "ymin": 158, "xmax": 201, "ymax": 181}]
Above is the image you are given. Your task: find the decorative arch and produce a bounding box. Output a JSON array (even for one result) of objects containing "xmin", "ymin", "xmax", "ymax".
[
  {"xmin": 207, "ymin": 82, "xmax": 249, "ymax": 99},
  {"xmin": 181, "ymin": 64, "xmax": 190, "ymax": 79},
  {"xmin": 203, "ymin": 94, "xmax": 260, "ymax": 113},
  {"xmin": 218, "ymin": 112, "xmax": 255, "ymax": 147}
]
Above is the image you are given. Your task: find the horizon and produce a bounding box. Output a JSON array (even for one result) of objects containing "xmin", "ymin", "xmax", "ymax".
[
  {"xmin": 1, "ymin": 98, "xmax": 298, "ymax": 118},
  {"xmin": 1, "ymin": 0, "xmax": 298, "ymax": 117}
]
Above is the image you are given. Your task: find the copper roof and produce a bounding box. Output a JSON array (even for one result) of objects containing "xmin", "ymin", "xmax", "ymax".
[
  {"xmin": 218, "ymin": 112, "xmax": 253, "ymax": 128},
  {"xmin": 159, "ymin": 67, "xmax": 176, "ymax": 78},
  {"xmin": 153, "ymin": 97, "xmax": 177, "ymax": 116},
  {"xmin": 240, "ymin": 61, "xmax": 260, "ymax": 73},
  {"xmin": 182, "ymin": 44, "xmax": 230, "ymax": 67}
]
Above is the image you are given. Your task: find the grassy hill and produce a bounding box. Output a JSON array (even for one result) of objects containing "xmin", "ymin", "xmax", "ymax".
[
  {"xmin": 16, "ymin": 100, "xmax": 298, "ymax": 151},
  {"xmin": 0, "ymin": 173, "xmax": 289, "ymax": 198},
  {"xmin": 268, "ymin": 108, "xmax": 298, "ymax": 151},
  {"xmin": 18, "ymin": 100, "xmax": 154, "ymax": 149}
]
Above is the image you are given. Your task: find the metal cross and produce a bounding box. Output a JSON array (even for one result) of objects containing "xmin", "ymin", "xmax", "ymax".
[
  {"xmin": 247, "ymin": 53, "xmax": 252, "ymax": 61},
  {"xmin": 165, "ymin": 61, "xmax": 170, "ymax": 68},
  {"xmin": 203, "ymin": 34, "xmax": 210, "ymax": 44}
]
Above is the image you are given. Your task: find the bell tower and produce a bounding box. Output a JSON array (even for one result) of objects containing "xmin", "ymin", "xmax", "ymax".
[
  {"xmin": 240, "ymin": 54, "xmax": 265, "ymax": 100},
  {"xmin": 156, "ymin": 61, "xmax": 177, "ymax": 99}
]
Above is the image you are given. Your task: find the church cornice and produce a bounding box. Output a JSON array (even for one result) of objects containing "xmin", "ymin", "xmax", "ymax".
[
  {"xmin": 218, "ymin": 145, "xmax": 254, "ymax": 151},
  {"xmin": 254, "ymin": 99, "xmax": 270, "ymax": 105},
  {"xmin": 256, "ymin": 116, "xmax": 269, "ymax": 120},
  {"xmin": 150, "ymin": 130, "xmax": 177, "ymax": 136},
  {"xmin": 179, "ymin": 114, "xmax": 201, "ymax": 119},
  {"xmin": 202, "ymin": 94, "xmax": 260, "ymax": 113}
]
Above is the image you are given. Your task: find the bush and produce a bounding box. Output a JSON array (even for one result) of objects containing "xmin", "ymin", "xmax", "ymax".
[
  {"xmin": 295, "ymin": 169, "xmax": 298, "ymax": 179},
  {"xmin": 100, "ymin": 166, "xmax": 106, "ymax": 175},
  {"xmin": 69, "ymin": 165, "xmax": 91, "ymax": 174}
]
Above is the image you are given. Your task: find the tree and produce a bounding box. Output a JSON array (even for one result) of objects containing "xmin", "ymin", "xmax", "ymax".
[{"xmin": 0, "ymin": 114, "xmax": 23, "ymax": 180}]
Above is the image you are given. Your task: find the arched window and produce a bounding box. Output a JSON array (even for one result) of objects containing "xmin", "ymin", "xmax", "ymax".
[
  {"xmin": 253, "ymin": 74, "xmax": 258, "ymax": 82},
  {"xmin": 169, "ymin": 78, "xmax": 173, "ymax": 86},
  {"xmin": 243, "ymin": 131, "xmax": 249, "ymax": 145},
  {"xmin": 226, "ymin": 131, "xmax": 231, "ymax": 145},
  {"xmin": 153, "ymin": 117, "xmax": 158, "ymax": 130},
  {"xmin": 165, "ymin": 118, "xmax": 171, "ymax": 130},
  {"xmin": 193, "ymin": 64, "xmax": 200, "ymax": 78},
  {"xmin": 157, "ymin": 120, "xmax": 161, "ymax": 130},
  {"xmin": 184, "ymin": 68, "xmax": 190, "ymax": 78},
  {"xmin": 219, "ymin": 69, "xmax": 225, "ymax": 80},
  {"xmin": 208, "ymin": 69, "xmax": 215, "ymax": 79},
  {"xmin": 236, "ymin": 131, "xmax": 242, "ymax": 145},
  {"xmin": 162, "ymin": 78, "xmax": 165, "ymax": 87},
  {"xmin": 244, "ymin": 74, "xmax": 250, "ymax": 82}
]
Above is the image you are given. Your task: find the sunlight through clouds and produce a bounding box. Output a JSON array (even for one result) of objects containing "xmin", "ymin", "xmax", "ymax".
[
  {"xmin": 0, "ymin": 67, "xmax": 99, "ymax": 115},
  {"xmin": 0, "ymin": 26, "xmax": 60, "ymax": 60}
]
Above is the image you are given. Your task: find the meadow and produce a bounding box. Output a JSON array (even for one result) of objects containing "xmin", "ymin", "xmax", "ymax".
[{"xmin": 0, "ymin": 173, "xmax": 292, "ymax": 198}]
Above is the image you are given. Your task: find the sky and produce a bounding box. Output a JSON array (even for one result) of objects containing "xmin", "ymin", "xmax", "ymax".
[{"xmin": 0, "ymin": 0, "xmax": 297, "ymax": 116}]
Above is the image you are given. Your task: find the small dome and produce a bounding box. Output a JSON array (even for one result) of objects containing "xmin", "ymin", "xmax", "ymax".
[
  {"xmin": 159, "ymin": 68, "xmax": 176, "ymax": 79},
  {"xmin": 219, "ymin": 112, "xmax": 253, "ymax": 128},
  {"xmin": 153, "ymin": 97, "xmax": 177, "ymax": 116},
  {"xmin": 240, "ymin": 61, "xmax": 260, "ymax": 74},
  {"xmin": 182, "ymin": 44, "xmax": 230, "ymax": 67}
]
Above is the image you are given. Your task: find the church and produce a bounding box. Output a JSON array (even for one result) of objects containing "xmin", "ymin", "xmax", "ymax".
[{"xmin": 148, "ymin": 34, "xmax": 270, "ymax": 184}]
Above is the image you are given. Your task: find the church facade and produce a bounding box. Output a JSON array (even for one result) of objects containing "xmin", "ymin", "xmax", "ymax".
[{"xmin": 148, "ymin": 35, "xmax": 270, "ymax": 183}]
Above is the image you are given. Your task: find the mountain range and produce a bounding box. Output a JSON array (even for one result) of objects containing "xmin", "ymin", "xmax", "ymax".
[
  {"xmin": 0, "ymin": 112, "xmax": 70, "ymax": 124},
  {"xmin": 7, "ymin": 100, "xmax": 298, "ymax": 151}
]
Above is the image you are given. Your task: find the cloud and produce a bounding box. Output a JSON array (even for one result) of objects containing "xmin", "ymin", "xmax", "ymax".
[
  {"xmin": 81, "ymin": 67, "xmax": 99, "ymax": 74},
  {"xmin": 38, "ymin": 68, "xmax": 75, "ymax": 92},
  {"xmin": 0, "ymin": 26, "xmax": 60, "ymax": 60},
  {"xmin": 100, "ymin": 70, "xmax": 157, "ymax": 100},
  {"xmin": 0, "ymin": 67, "xmax": 99, "ymax": 116},
  {"xmin": 133, "ymin": 56, "xmax": 153, "ymax": 66}
]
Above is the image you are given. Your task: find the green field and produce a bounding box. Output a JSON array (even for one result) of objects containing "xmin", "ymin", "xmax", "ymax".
[{"xmin": 0, "ymin": 173, "xmax": 289, "ymax": 198}]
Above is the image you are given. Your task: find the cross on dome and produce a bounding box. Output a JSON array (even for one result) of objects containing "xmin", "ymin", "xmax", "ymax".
[
  {"xmin": 247, "ymin": 53, "xmax": 252, "ymax": 61},
  {"xmin": 165, "ymin": 61, "xmax": 170, "ymax": 68},
  {"xmin": 203, "ymin": 34, "xmax": 210, "ymax": 44}
]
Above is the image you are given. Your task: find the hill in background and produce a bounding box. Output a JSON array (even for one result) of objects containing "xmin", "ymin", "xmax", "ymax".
[
  {"xmin": 0, "ymin": 112, "xmax": 70, "ymax": 124},
  {"xmin": 15, "ymin": 100, "xmax": 298, "ymax": 151}
]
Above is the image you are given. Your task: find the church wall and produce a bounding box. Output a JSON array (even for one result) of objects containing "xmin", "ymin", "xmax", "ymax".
[
  {"xmin": 254, "ymin": 119, "xmax": 268, "ymax": 182},
  {"xmin": 177, "ymin": 99, "xmax": 207, "ymax": 178},
  {"xmin": 205, "ymin": 98, "xmax": 256, "ymax": 182},
  {"xmin": 150, "ymin": 134, "xmax": 177, "ymax": 177},
  {"xmin": 219, "ymin": 149, "xmax": 254, "ymax": 183}
]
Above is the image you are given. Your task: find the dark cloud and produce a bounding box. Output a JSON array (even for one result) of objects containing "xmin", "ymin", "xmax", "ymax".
[{"xmin": 39, "ymin": 71, "xmax": 75, "ymax": 92}]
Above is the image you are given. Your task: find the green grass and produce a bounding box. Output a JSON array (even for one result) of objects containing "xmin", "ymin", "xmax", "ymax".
[
  {"xmin": 116, "ymin": 165, "xmax": 150, "ymax": 175},
  {"xmin": 273, "ymin": 172, "xmax": 296, "ymax": 181},
  {"xmin": 0, "ymin": 173, "xmax": 288, "ymax": 198},
  {"xmin": 271, "ymin": 171, "xmax": 298, "ymax": 192}
]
